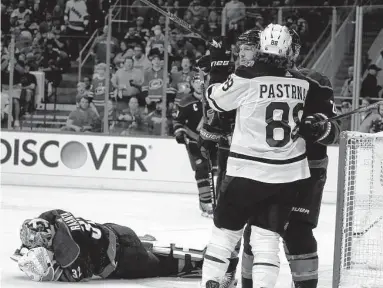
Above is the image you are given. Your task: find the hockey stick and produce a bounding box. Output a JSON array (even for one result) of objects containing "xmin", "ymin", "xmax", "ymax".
[
  {"xmin": 353, "ymin": 215, "xmax": 383, "ymax": 237},
  {"xmin": 198, "ymin": 69, "xmax": 217, "ymax": 210},
  {"xmin": 139, "ymin": 0, "xmax": 211, "ymax": 44},
  {"xmin": 315, "ymin": 100, "xmax": 383, "ymax": 126}
]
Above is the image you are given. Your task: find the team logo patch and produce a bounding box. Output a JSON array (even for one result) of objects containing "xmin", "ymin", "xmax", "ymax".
[{"xmin": 149, "ymin": 79, "xmax": 163, "ymax": 89}]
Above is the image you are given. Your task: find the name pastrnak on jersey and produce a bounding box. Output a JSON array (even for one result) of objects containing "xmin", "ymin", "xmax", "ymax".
[{"xmin": 206, "ymin": 64, "xmax": 310, "ymax": 183}]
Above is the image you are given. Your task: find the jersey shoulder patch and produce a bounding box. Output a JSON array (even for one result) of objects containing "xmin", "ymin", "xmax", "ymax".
[{"xmin": 178, "ymin": 94, "xmax": 199, "ymax": 108}]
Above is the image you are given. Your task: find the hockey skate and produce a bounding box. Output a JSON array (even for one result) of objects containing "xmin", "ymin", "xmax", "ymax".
[{"xmin": 200, "ymin": 202, "xmax": 214, "ymax": 218}]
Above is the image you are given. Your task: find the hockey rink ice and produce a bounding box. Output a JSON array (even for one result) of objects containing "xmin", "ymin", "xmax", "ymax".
[{"xmin": 0, "ymin": 185, "xmax": 336, "ymax": 287}]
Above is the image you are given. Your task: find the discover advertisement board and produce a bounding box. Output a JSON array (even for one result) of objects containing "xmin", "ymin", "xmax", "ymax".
[{"xmin": 1, "ymin": 131, "xmax": 196, "ymax": 193}]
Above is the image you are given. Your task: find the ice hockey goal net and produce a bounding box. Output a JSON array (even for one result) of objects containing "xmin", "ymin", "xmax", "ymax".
[{"xmin": 333, "ymin": 131, "xmax": 383, "ymax": 288}]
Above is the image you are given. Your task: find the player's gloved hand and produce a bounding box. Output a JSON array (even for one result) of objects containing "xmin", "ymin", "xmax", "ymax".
[
  {"xmin": 199, "ymin": 123, "xmax": 222, "ymax": 159},
  {"xmin": 299, "ymin": 113, "xmax": 331, "ymax": 143},
  {"xmin": 18, "ymin": 247, "xmax": 60, "ymax": 282},
  {"xmin": 209, "ymin": 36, "xmax": 232, "ymax": 84},
  {"xmin": 371, "ymin": 119, "xmax": 383, "ymax": 133},
  {"xmin": 174, "ymin": 129, "xmax": 187, "ymax": 144},
  {"xmin": 196, "ymin": 55, "xmax": 211, "ymax": 74}
]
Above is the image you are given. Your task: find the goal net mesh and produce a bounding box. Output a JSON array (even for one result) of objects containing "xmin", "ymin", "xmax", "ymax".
[{"xmin": 334, "ymin": 131, "xmax": 383, "ymax": 288}]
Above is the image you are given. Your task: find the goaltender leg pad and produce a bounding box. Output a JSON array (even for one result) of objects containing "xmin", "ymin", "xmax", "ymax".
[
  {"xmin": 283, "ymin": 223, "xmax": 318, "ymax": 286},
  {"xmin": 290, "ymin": 167, "xmax": 327, "ymax": 228},
  {"xmin": 250, "ymin": 225, "xmax": 280, "ymax": 288}
]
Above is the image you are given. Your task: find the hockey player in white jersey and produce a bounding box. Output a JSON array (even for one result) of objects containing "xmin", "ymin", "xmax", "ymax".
[
  {"xmin": 201, "ymin": 24, "xmax": 311, "ymax": 288},
  {"xmin": 241, "ymin": 29, "xmax": 341, "ymax": 288}
]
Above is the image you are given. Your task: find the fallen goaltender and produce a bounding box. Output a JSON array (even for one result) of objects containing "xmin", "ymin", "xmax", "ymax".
[{"xmin": 10, "ymin": 209, "xmax": 237, "ymax": 286}]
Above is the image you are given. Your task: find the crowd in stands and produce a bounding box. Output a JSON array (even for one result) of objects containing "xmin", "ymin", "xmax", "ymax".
[
  {"xmin": 339, "ymin": 61, "xmax": 383, "ymax": 133},
  {"xmin": 1, "ymin": 0, "xmax": 108, "ymax": 128},
  {"xmin": 2, "ymin": 0, "xmax": 381, "ymax": 135}
]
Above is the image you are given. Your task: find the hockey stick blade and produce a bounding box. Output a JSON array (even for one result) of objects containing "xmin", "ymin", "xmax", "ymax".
[
  {"xmin": 139, "ymin": 0, "xmax": 210, "ymax": 42},
  {"xmin": 315, "ymin": 100, "xmax": 383, "ymax": 126},
  {"xmin": 353, "ymin": 216, "xmax": 383, "ymax": 237}
]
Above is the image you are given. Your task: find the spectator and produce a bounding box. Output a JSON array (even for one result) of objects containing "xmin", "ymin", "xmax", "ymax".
[
  {"xmin": 360, "ymin": 97, "xmax": 371, "ymax": 124},
  {"xmin": 183, "ymin": 10, "xmax": 195, "ymax": 27},
  {"xmin": 187, "ymin": 0, "xmax": 209, "ymax": 26},
  {"xmin": 83, "ymin": 76, "xmax": 92, "ymax": 94},
  {"xmin": 135, "ymin": 16, "xmax": 150, "ymax": 42},
  {"xmin": 20, "ymin": 62, "xmax": 37, "ymax": 116},
  {"xmin": 146, "ymin": 25, "xmax": 165, "ymax": 54},
  {"xmin": 1, "ymin": 91, "xmax": 11, "ymax": 128},
  {"xmin": 77, "ymin": 81, "xmax": 98, "ymax": 117},
  {"xmin": 339, "ymin": 101, "xmax": 352, "ymax": 132},
  {"xmin": 10, "ymin": 1, "xmax": 32, "ymax": 28},
  {"xmin": 61, "ymin": 94, "xmax": 100, "ymax": 132},
  {"xmin": 130, "ymin": 0, "xmax": 150, "ymax": 19},
  {"xmin": 359, "ymin": 102, "xmax": 383, "ymax": 133},
  {"xmin": 207, "ymin": 10, "xmax": 221, "ymax": 38},
  {"xmin": 340, "ymin": 66, "xmax": 354, "ymax": 99},
  {"xmin": 133, "ymin": 43, "xmax": 151, "ymax": 72},
  {"xmin": 1, "ymin": 48, "xmax": 24, "ymax": 128},
  {"xmin": 124, "ymin": 26, "xmax": 143, "ymax": 47},
  {"xmin": 52, "ymin": 4, "xmax": 64, "ymax": 20},
  {"xmin": 170, "ymin": 33, "xmax": 196, "ymax": 60},
  {"xmin": 111, "ymin": 57, "xmax": 144, "ymax": 109},
  {"xmin": 171, "ymin": 56, "xmax": 196, "ymax": 105},
  {"xmin": 64, "ymin": 0, "xmax": 89, "ymax": 60},
  {"xmin": 361, "ymin": 64, "xmax": 382, "ymax": 99},
  {"xmin": 92, "ymin": 25, "xmax": 119, "ymax": 64},
  {"xmin": 39, "ymin": 40, "xmax": 63, "ymax": 100},
  {"xmin": 114, "ymin": 40, "xmax": 133, "ymax": 67},
  {"xmin": 91, "ymin": 63, "xmax": 114, "ymax": 120},
  {"xmin": 1, "ymin": 3, "xmax": 11, "ymax": 34},
  {"xmin": 142, "ymin": 48, "xmax": 175, "ymax": 112},
  {"xmin": 146, "ymin": 100, "xmax": 167, "ymax": 136},
  {"xmin": 117, "ymin": 96, "xmax": 146, "ymax": 136},
  {"xmin": 222, "ymin": 0, "xmax": 246, "ymax": 33}
]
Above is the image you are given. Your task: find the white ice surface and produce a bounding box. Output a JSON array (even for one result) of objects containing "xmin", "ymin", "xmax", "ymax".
[{"xmin": 0, "ymin": 185, "xmax": 336, "ymax": 287}]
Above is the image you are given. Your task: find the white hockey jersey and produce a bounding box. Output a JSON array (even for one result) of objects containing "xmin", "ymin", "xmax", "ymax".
[
  {"xmin": 206, "ymin": 65, "xmax": 310, "ymax": 183},
  {"xmin": 65, "ymin": 0, "xmax": 89, "ymax": 31}
]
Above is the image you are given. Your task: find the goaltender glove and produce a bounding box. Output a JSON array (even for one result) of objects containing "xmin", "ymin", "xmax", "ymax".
[
  {"xmin": 18, "ymin": 247, "xmax": 61, "ymax": 282},
  {"xmin": 299, "ymin": 113, "xmax": 332, "ymax": 143}
]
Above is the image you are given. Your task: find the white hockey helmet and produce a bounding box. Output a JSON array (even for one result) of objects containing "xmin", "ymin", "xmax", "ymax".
[{"xmin": 259, "ymin": 24, "xmax": 293, "ymax": 58}]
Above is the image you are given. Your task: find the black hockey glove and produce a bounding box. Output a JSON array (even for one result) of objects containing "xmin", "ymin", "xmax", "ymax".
[
  {"xmin": 174, "ymin": 129, "xmax": 187, "ymax": 144},
  {"xmin": 209, "ymin": 36, "xmax": 232, "ymax": 85},
  {"xmin": 199, "ymin": 123, "xmax": 222, "ymax": 159},
  {"xmin": 371, "ymin": 119, "xmax": 383, "ymax": 133},
  {"xmin": 299, "ymin": 113, "xmax": 332, "ymax": 143},
  {"xmin": 196, "ymin": 55, "xmax": 211, "ymax": 74}
]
